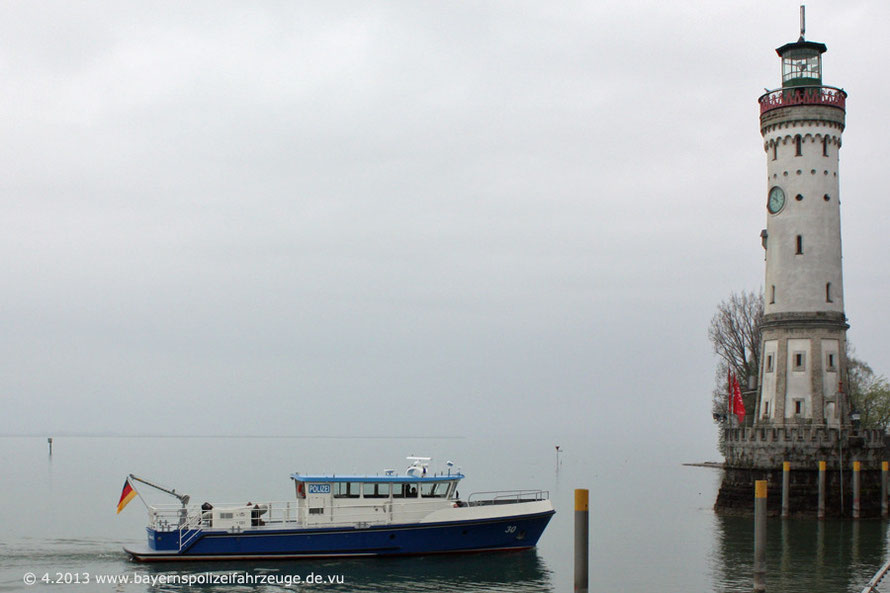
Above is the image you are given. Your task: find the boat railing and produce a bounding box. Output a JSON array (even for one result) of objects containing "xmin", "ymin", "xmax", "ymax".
[
  {"xmin": 148, "ymin": 501, "xmax": 302, "ymax": 532},
  {"xmin": 147, "ymin": 496, "xmax": 462, "ymax": 532},
  {"xmin": 178, "ymin": 510, "xmax": 204, "ymax": 551},
  {"xmin": 466, "ymin": 490, "xmax": 549, "ymax": 506}
]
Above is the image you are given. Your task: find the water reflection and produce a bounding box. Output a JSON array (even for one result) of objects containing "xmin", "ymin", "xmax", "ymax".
[
  {"xmin": 713, "ymin": 514, "xmax": 889, "ymax": 593},
  {"xmin": 137, "ymin": 550, "xmax": 553, "ymax": 593}
]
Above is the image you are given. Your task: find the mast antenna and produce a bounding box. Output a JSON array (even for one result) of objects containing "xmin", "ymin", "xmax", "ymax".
[{"xmin": 800, "ymin": 5, "xmax": 806, "ymax": 40}]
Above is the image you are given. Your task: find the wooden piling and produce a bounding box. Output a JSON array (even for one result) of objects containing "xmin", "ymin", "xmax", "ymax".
[
  {"xmin": 574, "ymin": 488, "xmax": 588, "ymax": 593},
  {"xmin": 781, "ymin": 461, "xmax": 790, "ymax": 518},
  {"xmin": 882, "ymin": 461, "xmax": 888, "ymax": 519},
  {"xmin": 754, "ymin": 480, "xmax": 767, "ymax": 592},
  {"xmin": 853, "ymin": 461, "xmax": 861, "ymax": 519}
]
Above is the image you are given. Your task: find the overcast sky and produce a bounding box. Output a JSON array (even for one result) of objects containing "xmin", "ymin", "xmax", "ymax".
[{"xmin": 1, "ymin": 1, "xmax": 888, "ymax": 455}]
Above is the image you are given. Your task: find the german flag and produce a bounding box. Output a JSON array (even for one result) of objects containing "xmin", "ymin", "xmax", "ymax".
[{"xmin": 116, "ymin": 478, "xmax": 137, "ymax": 514}]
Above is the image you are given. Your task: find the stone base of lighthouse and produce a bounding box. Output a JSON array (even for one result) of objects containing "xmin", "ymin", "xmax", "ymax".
[
  {"xmin": 757, "ymin": 311, "xmax": 849, "ymax": 426},
  {"xmin": 715, "ymin": 427, "xmax": 889, "ymax": 517}
]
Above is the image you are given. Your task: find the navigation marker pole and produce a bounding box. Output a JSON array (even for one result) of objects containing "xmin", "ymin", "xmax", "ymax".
[
  {"xmin": 574, "ymin": 488, "xmax": 589, "ymax": 593},
  {"xmin": 754, "ymin": 480, "xmax": 767, "ymax": 592}
]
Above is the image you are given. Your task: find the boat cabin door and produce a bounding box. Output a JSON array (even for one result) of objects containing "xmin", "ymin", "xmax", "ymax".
[{"xmin": 305, "ymin": 483, "xmax": 332, "ymax": 524}]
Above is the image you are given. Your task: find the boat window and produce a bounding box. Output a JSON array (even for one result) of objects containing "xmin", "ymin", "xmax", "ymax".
[
  {"xmin": 392, "ymin": 484, "xmax": 419, "ymax": 498},
  {"xmin": 362, "ymin": 483, "xmax": 390, "ymax": 498},
  {"xmin": 420, "ymin": 482, "xmax": 448, "ymax": 498},
  {"xmin": 333, "ymin": 482, "xmax": 361, "ymax": 498}
]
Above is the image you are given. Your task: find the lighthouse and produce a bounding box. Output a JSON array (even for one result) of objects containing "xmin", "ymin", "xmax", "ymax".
[
  {"xmin": 716, "ymin": 11, "xmax": 887, "ymax": 518},
  {"xmin": 755, "ymin": 10, "xmax": 849, "ymax": 427}
]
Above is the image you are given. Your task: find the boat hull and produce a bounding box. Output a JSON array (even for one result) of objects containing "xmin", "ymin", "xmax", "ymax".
[{"xmin": 124, "ymin": 509, "xmax": 554, "ymax": 562}]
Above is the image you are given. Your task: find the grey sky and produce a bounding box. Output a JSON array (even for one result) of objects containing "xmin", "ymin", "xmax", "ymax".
[{"xmin": 2, "ymin": 2, "xmax": 887, "ymax": 455}]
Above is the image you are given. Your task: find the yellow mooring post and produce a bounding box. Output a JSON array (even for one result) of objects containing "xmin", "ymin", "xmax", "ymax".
[
  {"xmin": 781, "ymin": 461, "xmax": 790, "ymax": 518},
  {"xmin": 818, "ymin": 461, "xmax": 826, "ymax": 519},
  {"xmin": 574, "ymin": 488, "xmax": 589, "ymax": 593},
  {"xmin": 853, "ymin": 461, "xmax": 861, "ymax": 519},
  {"xmin": 754, "ymin": 480, "xmax": 767, "ymax": 592}
]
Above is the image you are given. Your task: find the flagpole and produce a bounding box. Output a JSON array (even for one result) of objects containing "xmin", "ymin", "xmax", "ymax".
[
  {"xmin": 128, "ymin": 476, "xmax": 150, "ymax": 511},
  {"xmin": 728, "ymin": 371, "xmax": 735, "ymax": 428}
]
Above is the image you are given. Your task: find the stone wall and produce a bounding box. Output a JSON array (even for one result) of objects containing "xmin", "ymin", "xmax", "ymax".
[
  {"xmin": 715, "ymin": 466, "xmax": 884, "ymax": 517},
  {"xmin": 716, "ymin": 427, "xmax": 890, "ymax": 517},
  {"xmin": 723, "ymin": 427, "xmax": 887, "ymax": 469}
]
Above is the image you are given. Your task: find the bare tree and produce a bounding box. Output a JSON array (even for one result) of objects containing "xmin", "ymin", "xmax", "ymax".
[
  {"xmin": 709, "ymin": 290, "xmax": 764, "ymax": 432},
  {"xmin": 709, "ymin": 290, "xmax": 763, "ymax": 385}
]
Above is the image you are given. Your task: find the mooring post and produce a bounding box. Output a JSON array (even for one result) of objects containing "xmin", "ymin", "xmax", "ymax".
[
  {"xmin": 754, "ymin": 480, "xmax": 767, "ymax": 592},
  {"xmin": 47, "ymin": 437, "xmax": 53, "ymax": 456},
  {"xmin": 781, "ymin": 461, "xmax": 790, "ymax": 518},
  {"xmin": 818, "ymin": 461, "xmax": 826, "ymax": 519},
  {"xmin": 574, "ymin": 488, "xmax": 589, "ymax": 593},
  {"xmin": 882, "ymin": 461, "xmax": 888, "ymax": 518},
  {"xmin": 853, "ymin": 461, "xmax": 861, "ymax": 519}
]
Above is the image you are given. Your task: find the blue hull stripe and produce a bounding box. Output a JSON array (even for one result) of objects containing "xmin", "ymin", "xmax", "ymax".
[
  {"xmin": 131, "ymin": 511, "xmax": 554, "ymax": 562},
  {"xmin": 127, "ymin": 545, "xmax": 536, "ymax": 563}
]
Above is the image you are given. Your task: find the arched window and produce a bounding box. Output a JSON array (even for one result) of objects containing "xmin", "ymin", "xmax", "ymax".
[
  {"xmin": 795, "ymin": 135, "xmax": 802, "ymax": 156},
  {"xmin": 772, "ymin": 143, "xmax": 778, "ymax": 161},
  {"xmin": 796, "ymin": 235, "xmax": 803, "ymax": 254},
  {"xmin": 823, "ymin": 137, "xmax": 829, "ymax": 157},
  {"xmin": 826, "ymin": 282, "xmax": 832, "ymax": 303}
]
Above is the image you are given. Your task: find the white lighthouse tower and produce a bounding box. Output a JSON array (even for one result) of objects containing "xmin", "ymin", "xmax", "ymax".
[{"xmin": 755, "ymin": 11, "xmax": 849, "ymax": 427}]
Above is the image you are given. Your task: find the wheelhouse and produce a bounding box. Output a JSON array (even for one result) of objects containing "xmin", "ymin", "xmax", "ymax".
[{"xmin": 291, "ymin": 473, "xmax": 464, "ymax": 501}]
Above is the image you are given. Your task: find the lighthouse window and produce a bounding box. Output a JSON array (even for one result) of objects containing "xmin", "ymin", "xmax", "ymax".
[
  {"xmin": 772, "ymin": 143, "xmax": 778, "ymax": 160},
  {"xmin": 827, "ymin": 353, "xmax": 836, "ymax": 371},
  {"xmin": 823, "ymin": 137, "xmax": 829, "ymax": 156},
  {"xmin": 795, "ymin": 194, "xmax": 803, "ymax": 202},
  {"xmin": 770, "ymin": 285, "xmax": 776, "ymax": 304},
  {"xmin": 793, "ymin": 400, "xmax": 804, "ymax": 416},
  {"xmin": 766, "ymin": 355, "xmax": 774, "ymax": 373},
  {"xmin": 824, "ymin": 194, "xmax": 831, "ymax": 202},
  {"xmin": 794, "ymin": 135, "xmax": 802, "ymax": 156},
  {"xmin": 796, "ymin": 235, "xmax": 803, "ymax": 254},
  {"xmin": 763, "ymin": 401, "xmax": 770, "ymax": 419},
  {"xmin": 826, "ymin": 282, "xmax": 833, "ymax": 303},
  {"xmin": 793, "ymin": 352, "xmax": 806, "ymax": 371}
]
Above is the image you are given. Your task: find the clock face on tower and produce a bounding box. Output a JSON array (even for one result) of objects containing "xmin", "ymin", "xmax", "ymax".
[{"xmin": 768, "ymin": 186, "xmax": 786, "ymax": 214}]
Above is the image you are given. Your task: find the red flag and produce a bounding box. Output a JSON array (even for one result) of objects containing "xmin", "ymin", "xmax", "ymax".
[
  {"xmin": 116, "ymin": 478, "xmax": 137, "ymax": 514},
  {"xmin": 732, "ymin": 372, "xmax": 746, "ymax": 425}
]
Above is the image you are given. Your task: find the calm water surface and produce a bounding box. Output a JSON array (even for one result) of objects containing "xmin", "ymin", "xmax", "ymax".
[{"xmin": 0, "ymin": 434, "xmax": 888, "ymax": 592}]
